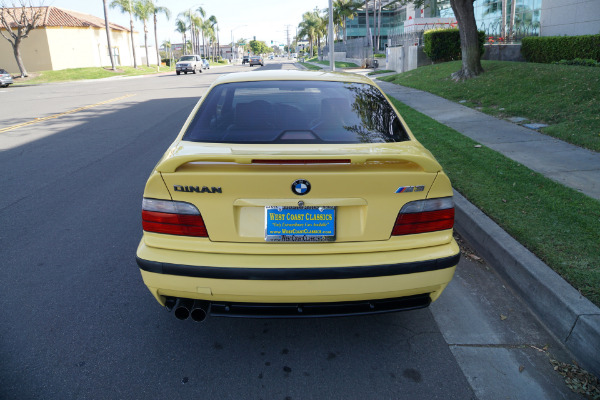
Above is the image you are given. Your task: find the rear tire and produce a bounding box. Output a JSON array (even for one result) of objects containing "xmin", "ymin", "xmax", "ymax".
[{"xmin": 176, "ymin": 71, "xmax": 180, "ymax": 75}]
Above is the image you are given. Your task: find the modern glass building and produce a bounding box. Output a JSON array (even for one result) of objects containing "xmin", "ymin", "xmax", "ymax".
[{"xmin": 343, "ymin": 0, "xmax": 597, "ymax": 49}]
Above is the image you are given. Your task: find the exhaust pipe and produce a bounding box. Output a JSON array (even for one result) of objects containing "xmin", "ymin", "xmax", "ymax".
[
  {"xmin": 174, "ymin": 298, "xmax": 194, "ymax": 320},
  {"xmin": 190, "ymin": 300, "xmax": 210, "ymax": 322}
]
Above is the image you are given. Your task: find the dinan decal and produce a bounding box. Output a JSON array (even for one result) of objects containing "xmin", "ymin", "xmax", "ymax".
[
  {"xmin": 395, "ymin": 185, "xmax": 425, "ymax": 193},
  {"xmin": 173, "ymin": 185, "xmax": 222, "ymax": 193}
]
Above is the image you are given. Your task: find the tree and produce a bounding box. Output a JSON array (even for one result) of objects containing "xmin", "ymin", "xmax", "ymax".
[
  {"xmin": 179, "ymin": 9, "xmax": 197, "ymax": 54},
  {"xmin": 149, "ymin": 0, "xmax": 170, "ymax": 69},
  {"xmin": 334, "ymin": 0, "xmax": 361, "ymax": 44},
  {"xmin": 207, "ymin": 15, "xmax": 218, "ymax": 61},
  {"xmin": 249, "ymin": 39, "xmax": 269, "ymax": 56},
  {"xmin": 110, "ymin": 0, "xmax": 137, "ymax": 68},
  {"xmin": 403, "ymin": 0, "xmax": 483, "ymax": 80},
  {"xmin": 102, "ymin": 0, "xmax": 116, "ymax": 70},
  {"xmin": 298, "ymin": 10, "xmax": 319, "ymax": 57},
  {"xmin": 133, "ymin": 0, "xmax": 153, "ymax": 67},
  {"xmin": 0, "ymin": 1, "xmax": 44, "ymax": 77},
  {"xmin": 174, "ymin": 18, "xmax": 187, "ymax": 55}
]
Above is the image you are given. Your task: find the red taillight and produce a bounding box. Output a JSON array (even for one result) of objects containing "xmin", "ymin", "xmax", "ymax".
[
  {"xmin": 142, "ymin": 199, "xmax": 208, "ymax": 237},
  {"xmin": 392, "ymin": 197, "xmax": 454, "ymax": 236}
]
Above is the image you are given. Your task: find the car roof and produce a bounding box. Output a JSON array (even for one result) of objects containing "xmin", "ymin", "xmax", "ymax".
[{"xmin": 212, "ymin": 70, "xmax": 374, "ymax": 85}]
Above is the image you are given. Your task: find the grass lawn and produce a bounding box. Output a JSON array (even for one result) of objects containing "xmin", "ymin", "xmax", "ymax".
[
  {"xmin": 314, "ymin": 60, "xmax": 359, "ymax": 69},
  {"xmin": 299, "ymin": 63, "xmax": 322, "ymax": 70},
  {"xmin": 13, "ymin": 65, "xmax": 171, "ymax": 85},
  {"xmin": 380, "ymin": 61, "xmax": 600, "ymax": 152},
  {"xmin": 390, "ymin": 98, "xmax": 600, "ymax": 306}
]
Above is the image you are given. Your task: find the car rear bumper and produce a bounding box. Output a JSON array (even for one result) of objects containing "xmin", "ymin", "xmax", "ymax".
[{"xmin": 136, "ymin": 240, "xmax": 459, "ymax": 309}]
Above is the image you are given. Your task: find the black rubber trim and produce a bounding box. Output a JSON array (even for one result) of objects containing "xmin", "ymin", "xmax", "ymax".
[
  {"xmin": 136, "ymin": 253, "xmax": 460, "ymax": 280},
  {"xmin": 207, "ymin": 294, "xmax": 432, "ymax": 318}
]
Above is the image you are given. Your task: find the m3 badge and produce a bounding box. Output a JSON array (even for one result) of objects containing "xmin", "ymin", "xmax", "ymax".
[{"xmin": 395, "ymin": 185, "xmax": 425, "ymax": 193}]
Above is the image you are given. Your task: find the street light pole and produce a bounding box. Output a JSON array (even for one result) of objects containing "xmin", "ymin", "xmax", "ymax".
[{"xmin": 328, "ymin": 0, "xmax": 335, "ymax": 71}]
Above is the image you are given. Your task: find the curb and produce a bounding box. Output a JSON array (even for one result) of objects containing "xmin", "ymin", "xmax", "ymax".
[{"xmin": 453, "ymin": 190, "xmax": 600, "ymax": 377}]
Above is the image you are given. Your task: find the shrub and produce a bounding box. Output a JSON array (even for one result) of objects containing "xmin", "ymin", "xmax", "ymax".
[
  {"xmin": 423, "ymin": 28, "xmax": 485, "ymax": 63},
  {"xmin": 521, "ymin": 35, "xmax": 600, "ymax": 63},
  {"xmin": 555, "ymin": 58, "xmax": 600, "ymax": 67}
]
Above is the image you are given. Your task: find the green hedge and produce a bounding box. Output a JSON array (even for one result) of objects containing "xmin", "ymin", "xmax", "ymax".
[
  {"xmin": 423, "ymin": 28, "xmax": 485, "ymax": 63},
  {"xmin": 521, "ymin": 35, "xmax": 600, "ymax": 63}
]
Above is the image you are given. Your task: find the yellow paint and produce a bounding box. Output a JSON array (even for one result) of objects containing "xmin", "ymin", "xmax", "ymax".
[
  {"xmin": 0, "ymin": 94, "xmax": 135, "ymax": 134},
  {"xmin": 137, "ymin": 71, "xmax": 460, "ymax": 309}
]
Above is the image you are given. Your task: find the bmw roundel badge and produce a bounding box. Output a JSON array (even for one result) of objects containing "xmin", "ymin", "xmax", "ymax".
[{"xmin": 291, "ymin": 179, "xmax": 311, "ymax": 196}]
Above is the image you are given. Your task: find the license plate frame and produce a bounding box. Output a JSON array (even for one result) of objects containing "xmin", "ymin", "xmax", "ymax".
[{"xmin": 265, "ymin": 206, "xmax": 336, "ymax": 242}]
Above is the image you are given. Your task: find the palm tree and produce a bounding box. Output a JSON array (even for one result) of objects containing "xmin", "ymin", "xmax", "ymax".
[
  {"xmin": 208, "ymin": 15, "xmax": 218, "ymax": 61},
  {"xmin": 133, "ymin": 0, "xmax": 153, "ymax": 67},
  {"xmin": 315, "ymin": 9, "xmax": 328, "ymax": 54},
  {"xmin": 190, "ymin": 14, "xmax": 203, "ymax": 54},
  {"xmin": 110, "ymin": 0, "xmax": 137, "ymax": 67},
  {"xmin": 333, "ymin": 0, "xmax": 362, "ymax": 43},
  {"xmin": 175, "ymin": 18, "xmax": 187, "ymax": 55},
  {"xmin": 179, "ymin": 9, "xmax": 195, "ymax": 54},
  {"xmin": 102, "ymin": 0, "xmax": 116, "ymax": 70},
  {"xmin": 149, "ymin": 1, "xmax": 170, "ymax": 68},
  {"xmin": 298, "ymin": 11, "xmax": 319, "ymax": 57},
  {"xmin": 201, "ymin": 19, "xmax": 213, "ymax": 59},
  {"xmin": 195, "ymin": 6, "xmax": 206, "ymax": 55}
]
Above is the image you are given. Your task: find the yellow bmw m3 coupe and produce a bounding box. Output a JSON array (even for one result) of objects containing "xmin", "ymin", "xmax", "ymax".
[{"xmin": 136, "ymin": 70, "xmax": 460, "ymax": 322}]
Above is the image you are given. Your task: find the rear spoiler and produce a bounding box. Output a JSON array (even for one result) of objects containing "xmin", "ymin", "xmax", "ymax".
[
  {"xmin": 156, "ymin": 152, "xmax": 442, "ymax": 173},
  {"xmin": 155, "ymin": 142, "xmax": 442, "ymax": 173}
]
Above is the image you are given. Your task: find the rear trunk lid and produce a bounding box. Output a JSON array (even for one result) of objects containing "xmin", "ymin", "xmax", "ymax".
[{"xmin": 157, "ymin": 142, "xmax": 442, "ymax": 243}]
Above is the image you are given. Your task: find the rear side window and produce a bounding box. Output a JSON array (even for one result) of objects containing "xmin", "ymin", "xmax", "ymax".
[{"xmin": 183, "ymin": 80, "xmax": 410, "ymax": 144}]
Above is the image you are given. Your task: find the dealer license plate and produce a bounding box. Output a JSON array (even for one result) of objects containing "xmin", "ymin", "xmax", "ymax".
[{"xmin": 265, "ymin": 206, "xmax": 336, "ymax": 242}]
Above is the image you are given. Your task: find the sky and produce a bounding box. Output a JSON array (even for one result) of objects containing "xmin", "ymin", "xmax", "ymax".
[{"xmin": 46, "ymin": 0, "xmax": 331, "ymax": 47}]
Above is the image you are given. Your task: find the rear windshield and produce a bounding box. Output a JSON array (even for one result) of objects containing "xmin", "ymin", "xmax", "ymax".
[{"xmin": 183, "ymin": 80, "xmax": 410, "ymax": 144}]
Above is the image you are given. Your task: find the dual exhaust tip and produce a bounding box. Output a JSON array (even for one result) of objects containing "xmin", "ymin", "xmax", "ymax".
[{"xmin": 167, "ymin": 298, "xmax": 210, "ymax": 322}]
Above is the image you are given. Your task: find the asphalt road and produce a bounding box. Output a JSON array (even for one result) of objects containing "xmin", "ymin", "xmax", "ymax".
[{"xmin": 0, "ymin": 60, "xmax": 583, "ymax": 399}]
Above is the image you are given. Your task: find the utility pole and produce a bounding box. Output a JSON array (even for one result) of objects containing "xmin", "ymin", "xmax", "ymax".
[{"xmin": 285, "ymin": 24, "xmax": 292, "ymax": 59}]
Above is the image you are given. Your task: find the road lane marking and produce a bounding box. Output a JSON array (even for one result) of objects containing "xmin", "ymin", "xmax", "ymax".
[{"xmin": 0, "ymin": 93, "xmax": 136, "ymax": 134}]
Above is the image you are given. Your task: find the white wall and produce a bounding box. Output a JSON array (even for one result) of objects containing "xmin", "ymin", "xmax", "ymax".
[{"xmin": 540, "ymin": 0, "xmax": 600, "ymax": 36}]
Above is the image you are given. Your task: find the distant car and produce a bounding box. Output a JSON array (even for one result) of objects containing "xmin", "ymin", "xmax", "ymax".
[
  {"xmin": 249, "ymin": 55, "xmax": 264, "ymax": 66},
  {"xmin": 176, "ymin": 55, "xmax": 202, "ymax": 75},
  {"xmin": 269, "ymin": 55, "xmax": 274, "ymax": 60},
  {"xmin": 201, "ymin": 59, "xmax": 210, "ymax": 70},
  {"xmin": 242, "ymin": 55, "xmax": 249, "ymax": 65},
  {"xmin": 0, "ymin": 69, "xmax": 13, "ymax": 87},
  {"xmin": 136, "ymin": 70, "xmax": 459, "ymax": 322}
]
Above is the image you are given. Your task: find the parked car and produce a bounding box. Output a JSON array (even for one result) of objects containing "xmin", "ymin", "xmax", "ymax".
[
  {"xmin": 175, "ymin": 55, "xmax": 202, "ymax": 75},
  {"xmin": 201, "ymin": 59, "xmax": 210, "ymax": 70},
  {"xmin": 136, "ymin": 70, "xmax": 459, "ymax": 322},
  {"xmin": 0, "ymin": 69, "xmax": 13, "ymax": 87},
  {"xmin": 242, "ymin": 55, "xmax": 249, "ymax": 65},
  {"xmin": 249, "ymin": 55, "xmax": 264, "ymax": 66}
]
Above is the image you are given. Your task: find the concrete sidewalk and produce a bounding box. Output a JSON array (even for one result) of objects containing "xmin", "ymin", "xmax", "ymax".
[{"xmin": 369, "ymin": 77, "xmax": 600, "ymax": 377}]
